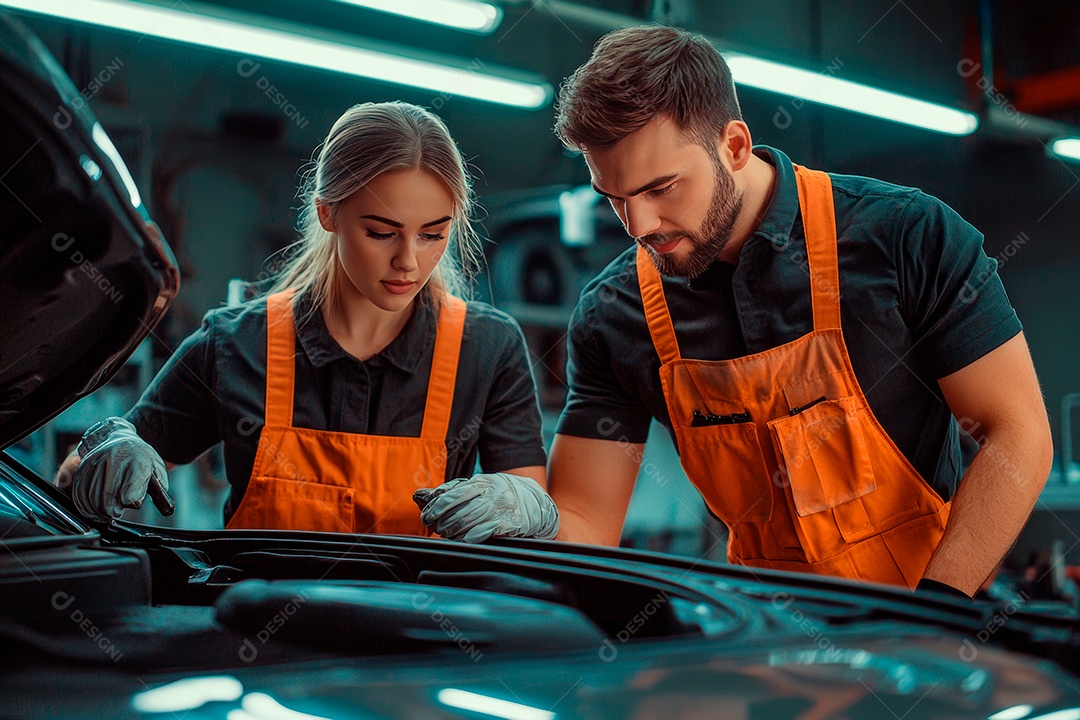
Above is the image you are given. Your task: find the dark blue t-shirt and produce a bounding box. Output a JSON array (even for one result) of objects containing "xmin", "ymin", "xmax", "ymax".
[{"xmin": 556, "ymin": 146, "xmax": 1022, "ymax": 501}]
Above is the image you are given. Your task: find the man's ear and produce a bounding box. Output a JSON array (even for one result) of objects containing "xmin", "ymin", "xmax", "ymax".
[
  {"xmin": 316, "ymin": 200, "xmax": 335, "ymax": 233},
  {"xmin": 718, "ymin": 121, "xmax": 754, "ymax": 172}
]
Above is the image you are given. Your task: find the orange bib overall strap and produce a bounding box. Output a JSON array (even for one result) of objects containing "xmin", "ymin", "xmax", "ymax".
[
  {"xmin": 636, "ymin": 165, "xmax": 948, "ymax": 588},
  {"xmin": 227, "ymin": 290, "xmax": 467, "ymax": 535}
]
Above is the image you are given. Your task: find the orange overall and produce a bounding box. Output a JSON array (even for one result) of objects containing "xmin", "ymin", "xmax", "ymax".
[
  {"xmin": 227, "ymin": 290, "xmax": 466, "ymax": 535},
  {"xmin": 636, "ymin": 165, "xmax": 950, "ymax": 587}
]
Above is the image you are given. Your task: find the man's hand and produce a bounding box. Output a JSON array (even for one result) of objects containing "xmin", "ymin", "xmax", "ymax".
[
  {"xmin": 415, "ymin": 473, "xmax": 559, "ymax": 543},
  {"xmin": 72, "ymin": 417, "xmax": 170, "ymax": 520},
  {"xmin": 913, "ymin": 577, "xmax": 971, "ymax": 600}
]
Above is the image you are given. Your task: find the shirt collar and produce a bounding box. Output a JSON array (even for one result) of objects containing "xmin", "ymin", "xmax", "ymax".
[
  {"xmin": 744, "ymin": 145, "xmax": 800, "ymax": 252},
  {"xmin": 293, "ymin": 292, "xmax": 437, "ymax": 373}
]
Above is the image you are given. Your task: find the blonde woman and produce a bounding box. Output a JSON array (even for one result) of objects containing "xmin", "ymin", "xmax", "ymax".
[{"xmin": 62, "ymin": 102, "xmax": 557, "ymax": 542}]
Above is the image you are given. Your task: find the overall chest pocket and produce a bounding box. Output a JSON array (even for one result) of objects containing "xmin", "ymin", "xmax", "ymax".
[
  {"xmin": 230, "ymin": 476, "xmax": 356, "ymax": 533},
  {"xmin": 767, "ymin": 395, "xmax": 878, "ymax": 547},
  {"xmin": 677, "ymin": 420, "xmax": 775, "ymax": 525}
]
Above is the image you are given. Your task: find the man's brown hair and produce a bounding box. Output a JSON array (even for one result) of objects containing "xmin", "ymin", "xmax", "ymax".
[{"xmin": 554, "ymin": 25, "xmax": 743, "ymax": 155}]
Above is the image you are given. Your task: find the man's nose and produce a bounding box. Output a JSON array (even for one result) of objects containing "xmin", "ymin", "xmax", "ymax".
[{"xmin": 623, "ymin": 199, "xmax": 661, "ymax": 239}]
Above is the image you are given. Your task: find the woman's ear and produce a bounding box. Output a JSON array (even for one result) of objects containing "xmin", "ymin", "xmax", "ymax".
[{"xmin": 315, "ymin": 200, "xmax": 336, "ymax": 233}]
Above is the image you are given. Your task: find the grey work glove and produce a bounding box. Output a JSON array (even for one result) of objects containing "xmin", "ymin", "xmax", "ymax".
[
  {"xmin": 415, "ymin": 472, "xmax": 559, "ymax": 544},
  {"xmin": 72, "ymin": 417, "xmax": 169, "ymax": 520}
]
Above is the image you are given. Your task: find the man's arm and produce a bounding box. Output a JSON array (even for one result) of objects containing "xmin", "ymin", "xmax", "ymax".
[
  {"xmin": 547, "ymin": 433, "xmax": 642, "ymax": 546},
  {"xmin": 923, "ymin": 331, "xmax": 1053, "ymax": 595},
  {"xmin": 502, "ymin": 465, "xmax": 547, "ymax": 489}
]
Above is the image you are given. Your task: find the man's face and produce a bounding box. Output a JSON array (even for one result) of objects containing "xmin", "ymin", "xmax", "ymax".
[{"xmin": 585, "ymin": 115, "xmax": 744, "ymax": 278}]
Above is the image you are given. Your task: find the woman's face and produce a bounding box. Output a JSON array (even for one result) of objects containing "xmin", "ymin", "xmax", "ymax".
[{"xmin": 320, "ymin": 168, "xmax": 454, "ymax": 313}]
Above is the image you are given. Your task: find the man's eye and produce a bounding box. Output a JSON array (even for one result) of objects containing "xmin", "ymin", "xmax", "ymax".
[
  {"xmin": 651, "ymin": 184, "xmax": 675, "ymax": 197},
  {"xmin": 365, "ymin": 230, "xmax": 395, "ymax": 240}
]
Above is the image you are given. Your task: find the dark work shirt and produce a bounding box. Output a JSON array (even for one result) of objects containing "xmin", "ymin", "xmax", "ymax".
[
  {"xmin": 556, "ymin": 146, "xmax": 1022, "ymax": 501},
  {"xmin": 127, "ymin": 293, "xmax": 547, "ymax": 522}
]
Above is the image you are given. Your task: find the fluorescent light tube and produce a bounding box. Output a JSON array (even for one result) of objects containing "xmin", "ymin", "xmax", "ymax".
[
  {"xmin": 0, "ymin": 0, "xmax": 549, "ymax": 109},
  {"xmin": 329, "ymin": 0, "xmax": 502, "ymax": 34},
  {"xmin": 725, "ymin": 53, "xmax": 979, "ymax": 136},
  {"xmin": 437, "ymin": 689, "xmax": 555, "ymax": 720},
  {"xmin": 131, "ymin": 676, "xmax": 244, "ymax": 714},
  {"xmin": 1051, "ymin": 137, "xmax": 1080, "ymax": 163}
]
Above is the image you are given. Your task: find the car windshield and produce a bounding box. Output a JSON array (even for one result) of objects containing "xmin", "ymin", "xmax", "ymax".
[{"xmin": 0, "ymin": 454, "xmax": 82, "ymax": 537}]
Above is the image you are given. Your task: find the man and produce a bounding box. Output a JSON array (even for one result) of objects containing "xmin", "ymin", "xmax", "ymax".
[{"xmin": 547, "ymin": 25, "xmax": 1052, "ymax": 597}]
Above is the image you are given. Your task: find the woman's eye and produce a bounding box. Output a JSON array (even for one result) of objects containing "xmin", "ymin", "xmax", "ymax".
[
  {"xmin": 419, "ymin": 233, "xmax": 446, "ymax": 242},
  {"xmin": 365, "ymin": 230, "xmax": 395, "ymax": 240}
]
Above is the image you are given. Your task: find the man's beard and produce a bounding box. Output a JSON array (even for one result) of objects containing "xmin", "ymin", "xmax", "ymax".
[{"xmin": 640, "ymin": 157, "xmax": 743, "ymax": 279}]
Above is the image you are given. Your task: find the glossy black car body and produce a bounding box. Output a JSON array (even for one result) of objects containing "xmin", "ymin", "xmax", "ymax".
[
  {"xmin": 4, "ymin": 466, "xmax": 1080, "ymax": 720},
  {"xmin": 1, "ymin": 12, "xmax": 1079, "ymax": 720}
]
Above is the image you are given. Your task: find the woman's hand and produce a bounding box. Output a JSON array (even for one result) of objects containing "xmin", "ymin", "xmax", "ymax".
[
  {"xmin": 71, "ymin": 417, "xmax": 170, "ymax": 520},
  {"xmin": 416, "ymin": 472, "xmax": 559, "ymax": 543}
]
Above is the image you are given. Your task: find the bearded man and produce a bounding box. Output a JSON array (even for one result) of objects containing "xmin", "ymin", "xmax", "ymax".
[{"xmin": 546, "ymin": 25, "xmax": 1051, "ymax": 598}]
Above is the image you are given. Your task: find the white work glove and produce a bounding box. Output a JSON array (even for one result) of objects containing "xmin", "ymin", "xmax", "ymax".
[
  {"xmin": 415, "ymin": 472, "xmax": 559, "ymax": 544},
  {"xmin": 72, "ymin": 417, "xmax": 169, "ymax": 520}
]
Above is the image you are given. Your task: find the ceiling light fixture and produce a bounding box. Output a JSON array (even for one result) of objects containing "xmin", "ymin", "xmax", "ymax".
[
  {"xmin": 725, "ymin": 53, "xmax": 979, "ymax": 136},
  {"xmin": 437, "ymin": 689, "xmax": 555, "ymax": 720},
  {"xmin": 329, "ymin": 0, "xmax": 502, "ymax": 34},
  {"xmin": 1050, "ymin": 137, "xmax": 1080, "ymax": 163},
  {"xmin": 0, "ymin": 0, "xmax": 549, "ymax": 109}
]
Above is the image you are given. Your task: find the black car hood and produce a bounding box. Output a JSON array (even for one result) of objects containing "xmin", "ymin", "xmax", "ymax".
[
  {"xmin": 1, "ymin": 450, "xmax": 1079, "ymax": 719},
  {"xmin": 0, "ymin": 13, "xmax": 179, "ymax": 449}
]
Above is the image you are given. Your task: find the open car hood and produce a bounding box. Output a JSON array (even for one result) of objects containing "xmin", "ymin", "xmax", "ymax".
[{"xmin": 0, "ymin": 13, "xmax": 179, "ymax": 449}]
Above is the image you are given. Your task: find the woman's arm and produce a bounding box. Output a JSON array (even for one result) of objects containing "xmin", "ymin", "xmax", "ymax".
[{"xmin": 55, "ymin": 311, "xmax": 222, "ymax": 512}]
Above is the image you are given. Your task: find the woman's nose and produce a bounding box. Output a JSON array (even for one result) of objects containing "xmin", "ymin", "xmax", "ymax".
[{"xmin": 392, "ymin": 238, "xmax": 419, "ymax": 271}]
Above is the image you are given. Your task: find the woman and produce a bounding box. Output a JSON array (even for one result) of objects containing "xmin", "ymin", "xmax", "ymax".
[{"xmin": 61, "ymin": 101, "xmax": 557, "ymax": 541}]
